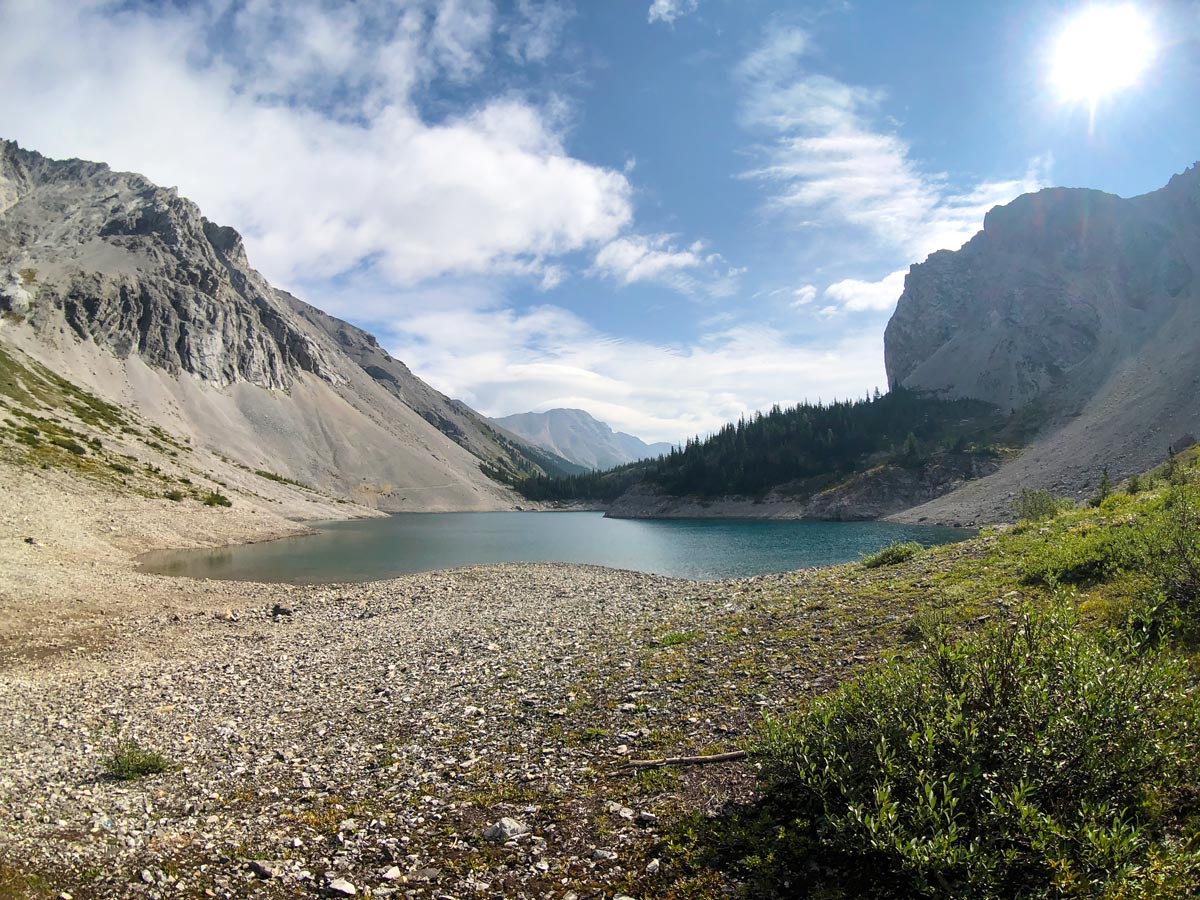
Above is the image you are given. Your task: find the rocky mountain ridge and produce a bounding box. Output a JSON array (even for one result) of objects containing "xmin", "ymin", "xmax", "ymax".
[
  {"xmin": 0, "ymin": 140, "xmax": 570, "ymax": 510},
  {"xmin": 492, "ymin": 407, "xmax": 673, "ymax": 471},
  {"xmin": 885, "ymin": 162, "xmax": 1200, "ymax": 521}
]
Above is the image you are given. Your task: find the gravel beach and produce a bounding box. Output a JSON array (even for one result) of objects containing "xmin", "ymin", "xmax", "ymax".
[{"xmin": 0, "ymin": 460, "xmax": 938, "ymax": 899}]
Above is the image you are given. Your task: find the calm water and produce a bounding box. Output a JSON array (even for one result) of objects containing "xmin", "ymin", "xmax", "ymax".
[{"xmin": 139, "ymin": 512, "xmax": 969, "ymax": 583}]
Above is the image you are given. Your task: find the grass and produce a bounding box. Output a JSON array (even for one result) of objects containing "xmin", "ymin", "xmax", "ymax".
[
  {"xmin": 861, "ymin": 540, "xmax": 923, "ymax": 568},
  {"xmin": 638, "ymin": 451, "xmax": 1200, "ymax": 900},
  {"xmin": 658, "ymin": 630, "xmax": 701, "ymax": 647},
  {"xmin": 102, "ymin": 738, "xmax": 170, "ymax": 781}
]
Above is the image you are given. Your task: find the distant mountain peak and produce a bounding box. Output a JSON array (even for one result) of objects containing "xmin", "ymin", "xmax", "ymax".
[{"xmin": 492, "ymin": 408, "xmax": 673, "ymax": 471}]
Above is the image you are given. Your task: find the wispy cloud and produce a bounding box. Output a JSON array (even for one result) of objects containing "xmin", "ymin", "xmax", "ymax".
[
  {"xmin": 379, "ymin": 301, "xmax": 886, "ymax": 443},
  {"xmin": 503, "ymin": 0, "xmax": 574, "ymax": 64},
  {"xmin": 0, "ymin": 0, "xmax": 630, "ymax": 289},
  {"xmin": 738, "ymin": 26, "xmax": 1048, "ymax": 261},
  {"xmin": 591, "ymin": 233, "xmax": 742, "ymax": 297},
  {"xmin": 790, "ymin": 284, "xmax": 818, "ymax": 307},
  {"xmin": 648, "ymin": 0, "xmax": 699, "ymax": 26}
]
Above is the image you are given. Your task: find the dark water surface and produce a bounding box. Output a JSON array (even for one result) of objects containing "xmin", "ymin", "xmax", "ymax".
[{"xmin": 139, "ymin": 512, "xmax": 970, "ymax": 584}]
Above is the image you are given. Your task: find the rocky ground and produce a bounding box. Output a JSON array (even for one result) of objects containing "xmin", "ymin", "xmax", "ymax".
[
  {"xmin": 1, "ymin": 487, "xmax": 984, "ymax": 900},
  {"xmin": 0, "ymin": 457, "xmax": 995, "ymax": 899},
  {"xmin": 3, "ymin": 554, "xmax": 936, "ymax": 900}
]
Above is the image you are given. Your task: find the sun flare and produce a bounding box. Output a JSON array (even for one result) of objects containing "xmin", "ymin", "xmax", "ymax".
[{"xmin": 1050, "ymin": 4, "xmax": 1156, "ymax": 105}]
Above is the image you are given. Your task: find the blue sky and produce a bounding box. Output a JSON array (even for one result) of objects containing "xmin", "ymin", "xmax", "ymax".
[{"xmin": 1, "ymin": 0, "xmax": 1197, "ymax": 442}]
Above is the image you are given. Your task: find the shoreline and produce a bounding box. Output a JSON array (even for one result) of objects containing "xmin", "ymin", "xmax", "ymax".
[{"xmin": 0, "ymin": 451, "xmax": 989, "ymax": 899}]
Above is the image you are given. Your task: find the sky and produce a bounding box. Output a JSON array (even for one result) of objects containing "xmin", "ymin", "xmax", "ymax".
[{"xmin": 0, "ymin": 0, "xmax": 1198, "ymax": 443}]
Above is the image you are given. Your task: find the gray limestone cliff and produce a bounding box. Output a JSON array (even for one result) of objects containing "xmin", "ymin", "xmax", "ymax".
[
  {"xmin": 884, "ymin": 163, "xmax": 1200, "ymax": 522},
  {"xmin": 0, "ymin": 140, "xmax": 570, "ymax": 509}
]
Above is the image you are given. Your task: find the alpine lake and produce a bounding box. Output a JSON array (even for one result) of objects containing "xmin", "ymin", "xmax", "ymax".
[{"xmin": 140, "ymin": 511, "xmax": 972, "ymax": 584}]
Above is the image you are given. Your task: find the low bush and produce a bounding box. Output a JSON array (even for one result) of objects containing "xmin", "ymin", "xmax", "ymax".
[
  {"xmin": 1011, "ymin": 488, "xmax": 1070, "ymax": 522},
  {"xmin": 1020, "ymin": 522, "xmax": 1147, "ymax": 586},
  {"xmin": 862, "ymin": 541, "xmax": 923, "ymax": 569},
  {"xmin": 163, "ymin": 489, "xmax": 185, "ymax": 502},
  {"xmin": 752, "ymin": 608, "xmax": 1195, "ymax": 899},
  {"xmin": 103, "ymin": 738, "xmax": 170, "ymax": 780},
  {"xmin": 202, "ymin": 491, "xmax": 232, "ymax": 507}
]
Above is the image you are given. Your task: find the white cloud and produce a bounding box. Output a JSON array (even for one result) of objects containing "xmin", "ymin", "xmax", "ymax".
[
  {"xmin": 648, "ymin": 0, "xmax": 698, "ymax": 26},
  {"xmin": 739, "ymin": 27, "xmax": 1048, "ymax": 260},
  {"xmin": 823, "ymin": 269, "xmax": 907, "ymax": 312},
  {"xmin": 0, "ymin": 0, "xmax": 632, "ymax": 289},
  {"xmin": 591, "ymin": 233, "xmax": 741, "ymax": 297},
  {"xmin": 504, "ymin": 0, "xmax": 573, "ymax": 63},
  {"xmin": 790, "ymin": 284, "xmax": 817, "ymax": 307},
  {"xmin": 381, "ymin": 302, "xmax": 886, "ymax": 443}
]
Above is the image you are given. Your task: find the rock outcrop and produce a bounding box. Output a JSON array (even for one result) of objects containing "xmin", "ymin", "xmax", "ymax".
[
  {"xmin": 0, "ymin": 140, "xmax": 569, "ymax": 510},
  {"xmin": 884, "ymin": 163, "xmax": 1200, "ymax": 521}
]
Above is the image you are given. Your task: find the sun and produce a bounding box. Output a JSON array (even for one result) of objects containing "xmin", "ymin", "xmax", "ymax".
[{"xmin": 1050, "ymin": 4, "xmax": 1156, "ymax": 106}]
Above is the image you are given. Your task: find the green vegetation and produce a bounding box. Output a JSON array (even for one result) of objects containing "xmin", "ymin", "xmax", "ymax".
[
  {"xmin": 102, "ymin": 738, "xmax": 170, "ymax": 780},
  {"xmin": 517, "ymin": 388, "xmax": 1007, "ymax": 502},
  {"xmin": 651, "ymin": 451, "xmax": 1200, "ymax": 900},
  {"xmin": 862, "ymin": 541, "xmax": 924, "ymax": 568},
  {"xmin": 254, "ymin": 468, "xmax": 311, "ymax": 489},
  {"xmin": 747, "ymin": 608, "xmax": 1195, "ymax": 898},
  {"xmin": 658, "ymin": 630, "xmax": 702, "ymax": 647},
  {"xmin": 1011, "ymin": 488, "xmax": 1072, "ymax": 522},
  {"xmin": 202, "ymin": 491, "xmax": 232, "ymax": 507}
]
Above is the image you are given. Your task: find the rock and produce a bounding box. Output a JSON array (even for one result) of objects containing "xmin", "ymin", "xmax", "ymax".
[
  {"xmin": 248, "ymin": 859, "xmax": 283, "ymax": 879},
  {"xmin": 883, "ymin": 162, "xmax": 1200, "ymax": 514},
  {"xmin": 381, "ymin": 866, "xmax": 401, "ymax": 881},
  {"xmin": 271, "ymin": 603, "xmax": 293, "ymax": 618},
  {"xmin": 0, "ymin": 139, "xmax": 570, "ymax": 513},
  {"xmin": 592, "ymin": 849, "xmax": 618, "ymax": 860},
  {"xmin": 326, "ymin": 877, "xmax": 356, "ymax": 896},
  {"xmin": 482, "ymin": 817, "xmax": 528, "ymax": 842},
  {"xmin": 646, "ymin": 858, "xmax": 660, "ymax": 874}
]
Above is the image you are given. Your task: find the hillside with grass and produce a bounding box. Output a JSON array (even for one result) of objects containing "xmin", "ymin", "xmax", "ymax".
[{"xmin": 639, "ymin": 448, "xmax": 1200, "ymax": 898}]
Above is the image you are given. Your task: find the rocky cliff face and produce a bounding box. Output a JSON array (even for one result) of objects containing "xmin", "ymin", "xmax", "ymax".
[
  {"xmin": 886, "ymin": 165, "xmax": 1200, "ymax": 415},
  {"xmin": 0, "ymin": 140, "xmax": 566, "ymax": 510},
  {"xmin": 884, "ymin": 164, "xmax": 1200, "ymax": 520}
]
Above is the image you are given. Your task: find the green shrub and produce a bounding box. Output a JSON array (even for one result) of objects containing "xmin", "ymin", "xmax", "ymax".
[
  {"xmin": 1153, "ymin": 486, "xmax": 1200, "ymax": 610},
  {"xmin": 50, "ymin": 436, "xmax": 87, "ymax": 456},
  {"xmin": 1091, "ymin": 466, "xmax": 1115, "ymax": 507},
  {"xmin": 103, "ymin": 738, "xmax": 169, "ymax": 780},
  {"xmin": 862, "ymin": 541, "xmax": 923, "ymax": 569},
  {"xmin": 1020, "ymin": 523, "xmax": 1147, "ymax": 587},
  {"xmin": 202, "ymin": 491, "xmax": 231, "ymax": 507},
  {"xmin": 1011, "ymin": 488, "xmax": 1070, "ymax": 522},
  {"xmin": 163, "ymin": 489, "xmax": 185, "ymax": 502},
  {"xmin": 753, "ymin": 608, "xmax": 1194, "ymax": 899}
]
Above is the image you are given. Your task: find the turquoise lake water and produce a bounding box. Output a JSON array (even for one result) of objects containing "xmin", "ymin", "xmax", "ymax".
[{"xmin": 139, "ymin": 511, "xmax": 970, "ymax": 583}]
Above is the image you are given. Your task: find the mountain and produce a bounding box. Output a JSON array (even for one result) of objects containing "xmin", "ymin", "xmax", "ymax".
[
  {"xmin": 520, "ymin": 164, "xmax": 1200, "ymax": 524},
  {"xmin": 492, "ymin": 408, "xmax": 674, "ymax": 470},
  {"xmin": 885, "ymin": 163, "xmax": 1200, "ymax": 522},
  {"xmin": 0, "ymin": 140, "xmax": 573, "ymax": 510}
]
